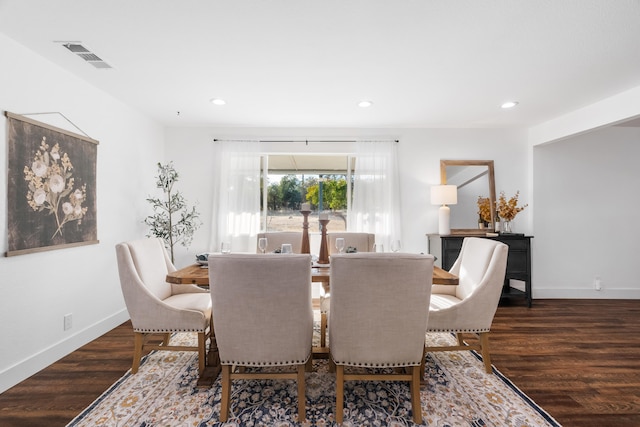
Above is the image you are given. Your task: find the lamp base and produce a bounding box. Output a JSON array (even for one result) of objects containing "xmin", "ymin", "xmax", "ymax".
[{"xmin": 438, "ymin": 205, "xmax": 451, "ymax": 235}]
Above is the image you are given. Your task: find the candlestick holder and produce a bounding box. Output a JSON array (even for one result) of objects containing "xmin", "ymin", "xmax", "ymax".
[
  {"xmin": 300, "ymin": 209, "xmax": 311, "ymax": 254},
  {"xmin": 317, "ymin": 218, "xmax": 330, "ymax": 264}
]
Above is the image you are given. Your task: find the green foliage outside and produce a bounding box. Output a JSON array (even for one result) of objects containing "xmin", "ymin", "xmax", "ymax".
[
  {"xmin": 305, "ymin": 178, "xmax": 347, "ymax": 210},
  {"xmin": 267, "ymin": 174, "xmax": 348, "ymax": 211}
]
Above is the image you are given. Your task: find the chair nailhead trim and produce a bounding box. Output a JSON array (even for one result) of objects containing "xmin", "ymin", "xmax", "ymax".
[
  {"xmin": 134, "ymin": 328, "xmax": 206, "ymax": 333},
  {"xmin": 221, "ymin": 359, "xmax": 308, "ymax": 366},
  {"xmin": 332, "ymin": 361, "xmax": 420, "ymax": 368}
]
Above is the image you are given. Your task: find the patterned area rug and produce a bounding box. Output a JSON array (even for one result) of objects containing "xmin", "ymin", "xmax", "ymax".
[{"xmin": 68, "ymin": 328, "xmax": 561, "ymax": 427}]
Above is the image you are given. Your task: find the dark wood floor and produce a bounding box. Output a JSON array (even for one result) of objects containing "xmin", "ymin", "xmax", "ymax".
[{"xmin": 1, "ymin": 299, "xmax": 639, "ymax": 426}]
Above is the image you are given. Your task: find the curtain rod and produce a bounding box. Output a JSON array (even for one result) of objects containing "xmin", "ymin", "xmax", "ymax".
[{"xmin": 213, "ymin": 139, "xmax": 399, "ymax": 144}]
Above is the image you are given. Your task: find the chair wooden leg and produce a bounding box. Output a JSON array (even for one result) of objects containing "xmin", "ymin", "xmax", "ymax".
[
  {"xmin": 479, "ymin": 332, "xmax": 493, "ymax": 373},
  {"xmin": 305, "ymin": 353, "xmax": 313, "ymax": 372},
  {"xmin": 197, "ymin": 332, "xmax": 206, "ymax": 374},
  {"xmin": 320, "ymin": 312, "xmax": 327, "ymax": 348},
  {"xmin": 208, "ymin": 323, "xmax": 220, "ymax": 367},
  {"xmin": 220, "ymin": 365, "xmax": 231, "ymax": 422},
  {"xmin": 411, "ymin": 366, "xmax": 423, "ymax": 424},
  {"xmin": 456, "ymin": 332, "xmax": 465, "ymax": 346},
  {"xmin": 420, "ymin": 346, "xmax": 426, "ymax": 382},
  {"xmin": 335, "ymin": 365, "xmax": 344, "ymax": 424},
  {"xmin": 132, "ymin": 333, "xmax": 144, "ymax": 374},
  {"xmin": 162, "ymin": 333, "xmax": 171, "ymax": 346},
  {"xmin": 297, "ymin": 364, "xmax": 306, "ymax": 422}
]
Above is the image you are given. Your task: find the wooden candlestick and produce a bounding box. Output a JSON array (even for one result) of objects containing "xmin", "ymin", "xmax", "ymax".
[
  {"xmin": 318, "ymin": 219, "xmax": 330, "ymax": 264},
  {"xmin": 300, "ymin": 209, "xmax": 311, "ymax": 254}
]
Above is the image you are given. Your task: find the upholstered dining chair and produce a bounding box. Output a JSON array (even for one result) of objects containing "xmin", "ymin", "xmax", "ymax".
[
  {"xmin": 326, "ymin": 232, "xmax": 375, "ymax": 255},
  {"xmin": 424, "ymin": 237, "xmax": 508, "ymax": 374},
  {"xmin": 319, "ymin": 232, "xmax": 376, "ymax": 348},
  {"xmin": 115, "ymin": 238, "xmax": 212, "ymax": 375},
  {"xmin": 256, "ymin": 231, "xmax": 303, "ymax": 253},
  {"xmin": 329, "ymin": 253, "xmax": 434, "ymax": 425},
  {"xmin": 209, "ymin": 253, "xmax": 313, "ymax": 423}
]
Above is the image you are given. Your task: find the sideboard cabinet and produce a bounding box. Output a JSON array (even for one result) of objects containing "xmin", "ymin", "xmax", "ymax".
[{"xmin": 438, "ymin": 234, "xmax": 533, "ymax": 307}]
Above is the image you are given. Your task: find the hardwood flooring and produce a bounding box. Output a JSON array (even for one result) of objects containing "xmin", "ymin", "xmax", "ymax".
[
  {"xmin": 1, "ymin": 299, "xmax": 639, "ymax": 426},
  {"xmin": 490, "ymin": 299, "xmax": 640, "ymax": 427}
]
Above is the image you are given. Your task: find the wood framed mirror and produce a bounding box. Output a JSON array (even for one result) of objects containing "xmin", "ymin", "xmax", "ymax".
[{"xmin": 440, "ymin": 160, "xmax": 496, "ymax": 235}]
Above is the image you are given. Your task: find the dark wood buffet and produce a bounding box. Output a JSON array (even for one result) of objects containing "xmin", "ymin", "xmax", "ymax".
[{"xmin": 434, "ymin": 234, "xmax": 533, "ymax": 307}]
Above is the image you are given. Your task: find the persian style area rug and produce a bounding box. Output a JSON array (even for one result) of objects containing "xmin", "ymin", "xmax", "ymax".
[{"xmin": 68, "ymin": 330, "xmax": 561, "ymax": 427}]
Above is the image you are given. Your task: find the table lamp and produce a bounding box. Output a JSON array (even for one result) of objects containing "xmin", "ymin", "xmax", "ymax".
[{"xmin": 430, "ymin": 185, "xmax": 457, "ymax": 235}]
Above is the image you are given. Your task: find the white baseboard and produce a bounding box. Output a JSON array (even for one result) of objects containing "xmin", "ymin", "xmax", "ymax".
[
  {"xmin": 533, "ymin": 288, "xmax": 640, "ymax": 299},
  {"xmin": 0, "ymin": 309, "xmax": 130, "ymax": 394}
]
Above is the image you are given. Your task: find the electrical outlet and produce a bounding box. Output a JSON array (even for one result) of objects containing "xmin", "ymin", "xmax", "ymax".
[
  {"xmin": 64, "ymin": 313, "xmax": 73, "ymax": 331},
  {"xmin": 594, "ymin": 277, "xmax": 602, "ymax": 291}
]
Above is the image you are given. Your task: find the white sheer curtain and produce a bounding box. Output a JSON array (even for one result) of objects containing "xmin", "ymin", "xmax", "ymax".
[
  {"xmin": 209, "ymin": 140, "xmax": 261, "ymax": 253},
  {"xmin": 347, "ymin": 140, "xmax": 401, "ymax": 250}
]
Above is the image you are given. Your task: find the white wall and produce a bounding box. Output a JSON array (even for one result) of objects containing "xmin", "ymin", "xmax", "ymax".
[
  {"xmin": 0, "ymin": 34, "xmax": 164, "ymax": 392},
  {"xmin": 533, "ymin": 125, "xmax": 640, "ymax": 298},
  {"xmin": 164, "ymin": 126, "xmax": 530, "ymax": 267}
]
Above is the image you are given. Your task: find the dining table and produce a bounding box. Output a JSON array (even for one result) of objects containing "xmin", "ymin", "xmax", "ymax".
[
  {"xmin": 166, "ymin": 262, "xmax": 459, "ymax": 287},
  {"xmin": 166, "ymin": 259, "xmax": 459, "ymax": 386}
]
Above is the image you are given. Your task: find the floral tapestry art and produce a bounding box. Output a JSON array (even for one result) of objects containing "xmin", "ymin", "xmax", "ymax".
[
  {"xmin": 24, "ymin": 137, "xmax": 88, "ymax": 239},
  {"xmin": 6, "ymin": 112, "xmax": 98, "ymax": 256}
]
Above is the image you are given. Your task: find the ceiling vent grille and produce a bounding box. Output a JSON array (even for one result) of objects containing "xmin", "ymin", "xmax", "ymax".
[{"xmin": 60, "ymin": 42, "xmax": 113, "ymax": 69}]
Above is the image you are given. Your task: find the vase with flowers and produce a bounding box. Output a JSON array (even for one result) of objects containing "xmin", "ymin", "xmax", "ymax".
[
  {"xmin": 476, "ymin": 196, "xmax": 492, "ymax": 229},
  {"xmin": 497, "ymin": 191, "xmax": 527, "ymax": 233}
]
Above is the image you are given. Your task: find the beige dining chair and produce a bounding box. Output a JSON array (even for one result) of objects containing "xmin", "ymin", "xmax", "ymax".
[
  {"xmin": 329, "ymin": 253, "xmax": 434, "ymax": 425},
  {"xmin": 256, "ymin": 231, "xmax": 303, "ymax": 253},
  {"xmin": 424, "ymin": 237, "xmax": 508, "ymax": 374},
  {"xmin": 115, "ymin": 238, "xmax": 212, "ymax": 374},
  {"xmin": 209, "ymin": 253, "xmax": 313, "ymax": 423},
  {"xmin": 327, "ymin": 232, "xmax": 375, "ymax": 255},
  {"xmin": 320, "ymin": 232, "xmax": 376, "ymax": 348}
]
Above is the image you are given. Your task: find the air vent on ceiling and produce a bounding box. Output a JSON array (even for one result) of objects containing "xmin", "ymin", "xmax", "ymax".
[{"xmin": 60, "ymin": 42, "xmax": 113, "ymax": 69}]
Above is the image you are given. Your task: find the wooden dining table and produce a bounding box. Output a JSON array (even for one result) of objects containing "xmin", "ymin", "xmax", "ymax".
[
  {"xmin": 166, "ymin": 260, "xmax": 458, "ymax": 386},
  {"xmin": 166, "ymin": 262, "xmax": 459, "ymax": 287}
]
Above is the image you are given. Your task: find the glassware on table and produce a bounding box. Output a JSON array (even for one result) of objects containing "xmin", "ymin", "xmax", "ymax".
[
  {"xmin": 335, "ymin": 238, "xmax": 345, "ymax": 253},
  {"xmin": 281, "ymin": 243, "xmax": 293, "ymax": 254},
  {"xmin": 221, "ymin": 242, "xmax": 231, "ymax": 254},
  {"xmin": 258, "ymin": 237, "xmax": 268, "ymax": 254},
  {"xmin": 373, "ymin": 243, "xmax": 384, "ymax": 253},
  {"xmin": 391, "ymin": 240, "xmax": 401, "ymax": 253}
]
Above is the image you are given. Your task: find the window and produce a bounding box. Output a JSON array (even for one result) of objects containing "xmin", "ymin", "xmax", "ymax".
[{"xmin": 262, "ymin": 155, "xmax": 354, "ymax": 232}]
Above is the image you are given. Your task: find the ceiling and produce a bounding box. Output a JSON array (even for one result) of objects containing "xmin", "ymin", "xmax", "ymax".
[
  {"xmin": 1, "ymin": 0, "xmax": 640, "ymax": 129},
  {"xmin": 268, "ymin": 155, "xmax": 352, "ymax": 173}
]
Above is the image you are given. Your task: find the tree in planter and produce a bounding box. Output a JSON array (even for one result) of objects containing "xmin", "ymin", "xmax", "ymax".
[{"xmin": 144, "ymin": 162, "xmax": 201, "ymax": 263}]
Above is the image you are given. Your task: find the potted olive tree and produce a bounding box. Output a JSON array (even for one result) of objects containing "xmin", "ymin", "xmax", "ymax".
[{"xmin": 144, "ymin": 162, "xmax": 201, "ymax": 262}]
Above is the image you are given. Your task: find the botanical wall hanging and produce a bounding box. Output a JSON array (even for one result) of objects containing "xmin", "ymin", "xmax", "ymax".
[{"xmin": 5, "ymin": 112, "xmax": 98, "ymax": 256}]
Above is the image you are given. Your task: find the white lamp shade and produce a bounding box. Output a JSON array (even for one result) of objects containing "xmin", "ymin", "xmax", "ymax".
[{"xmin": 430, "ymin": 185, "xmax": 457, "ymax": 205}]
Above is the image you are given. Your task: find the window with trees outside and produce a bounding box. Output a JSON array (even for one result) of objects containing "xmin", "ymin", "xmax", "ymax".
[{"xmin": 262, "ymin": 155, "xmax": 354, "ymax": 233}]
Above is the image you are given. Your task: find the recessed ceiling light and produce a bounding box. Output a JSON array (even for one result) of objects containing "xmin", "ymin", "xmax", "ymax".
[
  {"xmin": 358, "ymin": 100, "xmax": 373, "ymax": 108},
  {"xmin": 210, "ymin": 98, "xmax": 226, "ymax": 106},
  {"xmin": 501, "ymin": 101, "xmax": 519, "ymax": 109}
]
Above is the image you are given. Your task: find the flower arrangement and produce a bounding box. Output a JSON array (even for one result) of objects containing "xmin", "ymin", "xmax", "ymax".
[
  {"xmin": 497, "ymin": 191, "xmax": 528, "ymax": 221},
  {"xmin": 477, "ymin": 196, "xmax": 493, "ymax": 223},
  {"xmin": 23, "ymin": 136, "xmax": 88, "ymax": 239},
  {"xmin": 144, "ymin": 162, "xmax": 201, "ymax": 262}
]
